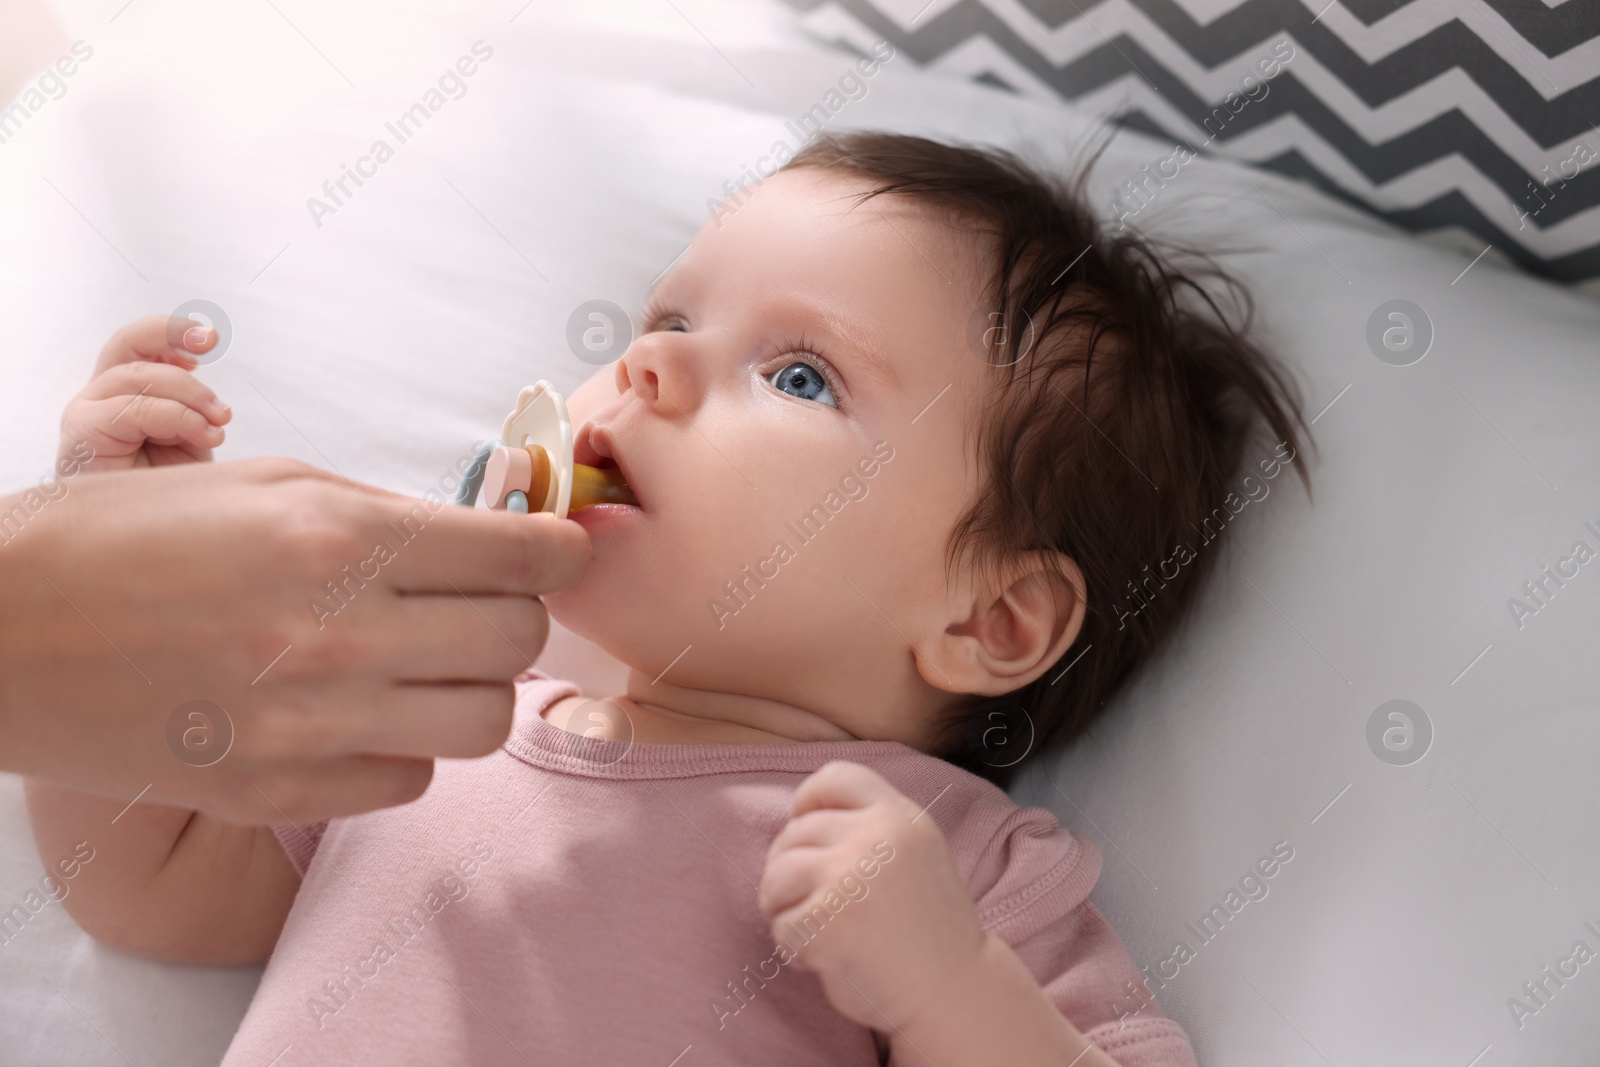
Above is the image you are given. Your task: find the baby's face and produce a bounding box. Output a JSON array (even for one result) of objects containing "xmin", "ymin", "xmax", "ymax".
[{"xmin": 548, "ymin": 168, "xmax": 994, "ymax": 745}]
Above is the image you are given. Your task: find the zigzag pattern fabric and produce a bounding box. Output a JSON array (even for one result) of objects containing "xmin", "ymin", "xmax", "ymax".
[{"xmin": 782, "ymin": 0, "xmax": 1600, "ymax": 285}]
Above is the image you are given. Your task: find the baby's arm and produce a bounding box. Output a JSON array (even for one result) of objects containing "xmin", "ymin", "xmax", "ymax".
[
  {"xmin": 20, "ymin": 315, "xmax": 291, "ymax": 963},
  {"xmin": 759, "ymin": 762, "xmax": 1124, "ymax": 1067},
  {"xmin": 24, "ymin": 780, "xmax": 299, "ymax": 963}
]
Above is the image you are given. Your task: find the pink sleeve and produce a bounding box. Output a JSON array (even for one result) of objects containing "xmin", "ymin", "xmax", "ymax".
[
  {"xmin": 960, "ymin": 805, "xmax": 1198, "ymax": 1067},
  {"xmin": 271, "ymin": 821, "xmax": 329, "ymax": 877}
]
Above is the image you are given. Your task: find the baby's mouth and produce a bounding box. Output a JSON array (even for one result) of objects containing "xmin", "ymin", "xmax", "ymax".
[{"xmin": 572, "ymin": 423, "xmax": 641, "ymax": 510}]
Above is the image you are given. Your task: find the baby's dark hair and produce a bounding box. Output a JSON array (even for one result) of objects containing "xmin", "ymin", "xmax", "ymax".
[{"xmin": 784, "ymin": 130, "xmax": 1310, "ymax": 787}]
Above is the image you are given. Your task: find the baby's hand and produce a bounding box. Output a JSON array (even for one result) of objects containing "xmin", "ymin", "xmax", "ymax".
[
  {"xmin": 60, "ymin": 315, "xmax": 231, "ymax": 471},
  {"xmin": 759, "ymin": 761, "xmax": 988, "ymax": 1032}
]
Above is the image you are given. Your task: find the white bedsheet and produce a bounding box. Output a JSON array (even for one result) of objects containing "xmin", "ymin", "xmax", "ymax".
[{"xmin": 1, "ymin": 2, "xmax": 1595, "ymax": 1065}]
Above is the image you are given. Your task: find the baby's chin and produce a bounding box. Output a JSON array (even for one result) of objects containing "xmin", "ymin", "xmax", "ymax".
[
  {"xmin": 543, "ymin": 586, "xmax": 615, "ymax": 654},
  {"xmin": 542, "ymin": 584, "xmax": 668, "ymax": 680}
]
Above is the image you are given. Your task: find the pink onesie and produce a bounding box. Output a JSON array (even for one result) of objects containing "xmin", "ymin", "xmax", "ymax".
[{"xmin": 220, "ymin": 669, "xmax": 1197, "ymax": 1066}]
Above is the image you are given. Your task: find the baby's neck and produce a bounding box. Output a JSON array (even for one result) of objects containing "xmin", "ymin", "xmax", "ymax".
[{"xmin": 542, "ymin": 669, "xmax": 858, "ymax": 747}]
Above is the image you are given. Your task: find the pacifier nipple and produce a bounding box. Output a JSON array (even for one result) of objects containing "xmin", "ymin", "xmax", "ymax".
[{"xmin": 569, "ymin": 459, "xmax": 638, "ymax": 510}]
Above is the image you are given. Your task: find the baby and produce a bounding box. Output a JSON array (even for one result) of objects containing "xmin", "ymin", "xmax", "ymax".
[{"xmin": 26, "ymin": 131, "xmax": 1307, "ymax": 1066}]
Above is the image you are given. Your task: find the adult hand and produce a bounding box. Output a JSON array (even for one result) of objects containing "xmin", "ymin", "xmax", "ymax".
[{"xmin": 0, "ymin": 457, "xmax": 590, "ymax": 824}]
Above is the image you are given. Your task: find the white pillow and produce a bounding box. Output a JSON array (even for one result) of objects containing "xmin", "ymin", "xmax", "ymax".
[{"xmin": 1, "ymin": 2, "xmax": 1595, "ymax": 1065}]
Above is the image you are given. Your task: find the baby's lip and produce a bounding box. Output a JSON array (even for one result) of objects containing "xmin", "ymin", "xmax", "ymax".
[
  {"xmin": 574, "ymin": 422, "xmax": 642, "ymax": 509},
  {"xmin": 573, "ymin": 421, "xmax": 609, "ymax": 467}
]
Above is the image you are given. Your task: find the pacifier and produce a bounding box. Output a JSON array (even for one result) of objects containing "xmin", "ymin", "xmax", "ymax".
[{"xmin": 454, "ymin": 381, "xmax": 635, "ymax": 518}]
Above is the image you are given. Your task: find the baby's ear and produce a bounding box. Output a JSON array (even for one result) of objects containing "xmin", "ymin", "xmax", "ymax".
[{"xmin": 921, "ymin": 552, "xmax": 1086, "ymax": 697}]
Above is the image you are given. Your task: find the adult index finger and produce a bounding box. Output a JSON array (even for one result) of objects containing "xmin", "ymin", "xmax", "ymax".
[{"xmin": 379, "ymin": 502, "xmax": 591, "ymax": 597}]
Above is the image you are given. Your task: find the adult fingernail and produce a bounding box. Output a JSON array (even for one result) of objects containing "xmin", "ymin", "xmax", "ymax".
[{"xmin": 184, "ymin": 326, "xmax": 213, "ymax": 350}]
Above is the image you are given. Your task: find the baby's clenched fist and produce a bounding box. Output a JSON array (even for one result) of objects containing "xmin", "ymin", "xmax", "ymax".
[{"xmin": 758, "ymin": 761, "xmax": 988, "ymax": 1031}]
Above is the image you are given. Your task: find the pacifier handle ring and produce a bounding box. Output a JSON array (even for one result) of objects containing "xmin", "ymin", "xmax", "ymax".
[{"xmin": 454, "ymin": 439, "xmax": 506, "ymax": 507}]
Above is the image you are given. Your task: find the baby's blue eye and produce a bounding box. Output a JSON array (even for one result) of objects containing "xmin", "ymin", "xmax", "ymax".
[{"xmin": 770, "ymin": 362, "xmax": 836, "ymax": 407}]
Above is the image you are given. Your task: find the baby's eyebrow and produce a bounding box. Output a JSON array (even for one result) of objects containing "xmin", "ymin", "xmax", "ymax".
[{"xmin": 809, "ymin": 305, "xmax": 898, "ymax": 390}]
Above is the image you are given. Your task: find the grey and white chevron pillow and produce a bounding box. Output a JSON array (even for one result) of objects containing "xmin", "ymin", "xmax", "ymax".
[{"xmin": 783, "ymin": 0, "xmax": 1600, "ymax": 290}]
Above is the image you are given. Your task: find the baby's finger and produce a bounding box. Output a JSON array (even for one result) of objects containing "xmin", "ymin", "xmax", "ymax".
[
  {"xmin": 790, "ymin": 761, "xmax": 893, "ymax": 818},
  {"xmin": 64, "ymin": 395, "xmax": 224, "ymax": 459},
  {"xmin": 767, "ymin": 809, "xmax": 857, "ymax": 860},
  {"xmin": 91, "ymin": 314, "xmax": 219, "ymax": 375},
  {"xmin": 757, "ymin": 846, "xmax": 827, "ymax": 919},
  {"xmin": 769, "ymin": 896, "xmax": 835, "ymax": 960},
  {"xmin": 79, "ymin": 361, "xmax": 231, "ymax": 424}
]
